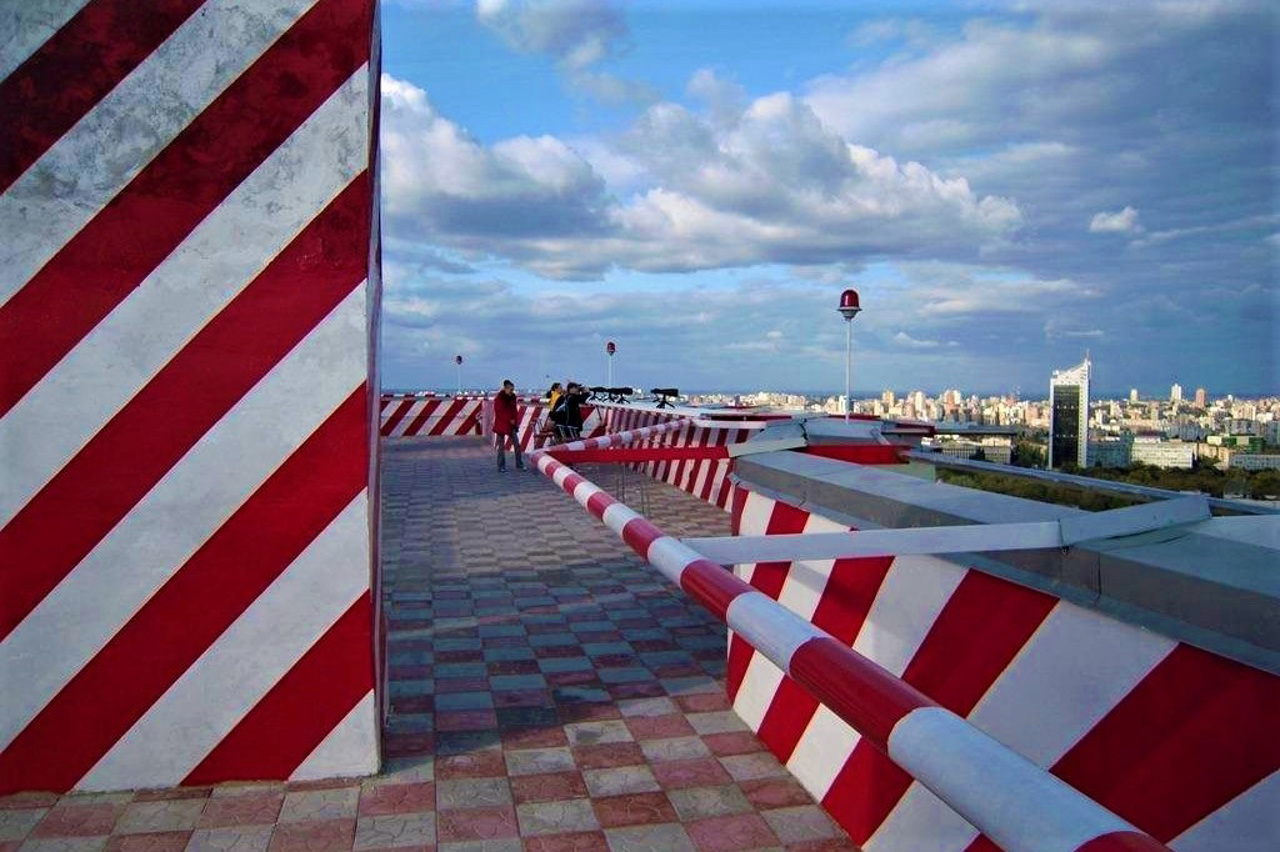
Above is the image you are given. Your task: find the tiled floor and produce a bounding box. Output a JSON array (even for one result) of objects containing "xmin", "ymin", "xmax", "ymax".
[{"xmin": 0, "ymin": 439, "xmax": 855, "ymax": 852}]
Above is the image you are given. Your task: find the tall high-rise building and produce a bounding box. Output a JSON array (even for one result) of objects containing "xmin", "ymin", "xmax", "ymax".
[
  {"xmin": 1195, "ymin": 387, "xmax": 1207, "ymax": 408},
  {"xmin": 1129, "ymin": 388, "xmax": 1139, "ymax": 403},
  {"xmin": 1049, "ymin": 356, "xmax": 1091, "ymax": 470},
  {"xmin": 1171, "ymin": 383, "xmax": 1183, "ymax": 403}
]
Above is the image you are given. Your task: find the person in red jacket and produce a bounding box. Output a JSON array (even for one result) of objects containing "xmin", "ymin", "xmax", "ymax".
[{"xmin": 493, "ymin": 379, "xmax": 524, "ymax": 472}]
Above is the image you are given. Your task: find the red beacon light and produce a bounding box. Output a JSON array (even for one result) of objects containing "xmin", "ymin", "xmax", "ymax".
[
  {"xmin": 454, "ymin": 354, "xmax": 463, "ymax": 365},
  {"xmin": 606, "ymin": 341, "xmax": 616, "ymax": 355},
  {"xmin": 837, "ymin": 289, "xmax": 861, "ymax": 321}
]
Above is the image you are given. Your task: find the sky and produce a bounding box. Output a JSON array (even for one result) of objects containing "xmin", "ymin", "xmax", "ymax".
[{"xmin": 376, "ymin": 0, "xmax": 1279, "ymax": 397}]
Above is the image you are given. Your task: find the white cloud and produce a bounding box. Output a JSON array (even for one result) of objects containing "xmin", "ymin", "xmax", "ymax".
[
  {"xmin": 1089, "ymin": 205, "xmax": 1142, "ymax": 234},
  {"xmin": 381, "ymin": 74, "xmax": 1023, "ymax": 278}
]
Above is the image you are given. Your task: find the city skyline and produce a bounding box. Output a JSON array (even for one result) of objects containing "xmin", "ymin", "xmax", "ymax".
[{"xmin": 377, "ymin": 1, "xmax": 1277, "ymax": 394}]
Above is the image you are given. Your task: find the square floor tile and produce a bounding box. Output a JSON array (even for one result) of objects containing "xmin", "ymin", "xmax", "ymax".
[
  {"xmin": 434, "ymin": 807, "xmax": 517, "ymax": 843},
  {"xmin": 437, "ymin": 751, "xmax": 506, "ymax": 780},
  {"xmin": 277, "ymin": 789, "xmax": 359, "ymax": 824},
  {"xmin": 435, "ymin": 778, "xmax": 511, "ymax": 811},
  {"xmin": 509, "ymin": 773, "xmax": 588, "ymax": 805},
  {"xmin": 504, "ymin": 747, "xmax": 575, "ymax": 777},
  {"xmin": 520, "ymin": 830, "xmax": 608, "ymax": 852},
  {"xmin": 33, "ymin": 806, "xmax": 122, "ymax": 839},
  {"xmin": 185, "ymin": 825, "xmax": 273, "ymax": 852},
  {"xmin": 666, "ymin": 786, "xmax": 753, "ymax": 823},
  {"xmin": 267, "ymin": 819, "xmax": 355, "ymax": 852},
  {"xmin": 602, "ymin": 824, "xmax": 695, "ymax": 852},
  {"xmin": 760, "ymin": 806, "xmax": 841, "ymax": 844},
  {"xmin": 581, "ymin": 767, "xmax": 659, "ymax": 798},
  {"xmin": 570, "ymin": 743, "xmax": 645, "ymax": 770},
  {"xmin": 685, "ymin": 813, "xmax": 777, "ymax": 852},
  {"xmin": 0, "ymin": 811, "xmax": 45, "ymax": 842},
  {"xmin": 737, "ymin": 778, "xmax": 812, "ymax": 811},
  {"xmin": 113, "ymin": 801, "xmax": 205, "ymax": 836},
  {"xmin": 717, "ymin": 754, "xmax": 787, "ymax": 783},
  {"xmin": 356, "ymin": 783, "xmax": 434, "ymax": 817},
  {"xmin": 197, "ymin": 794, "xmax": 283, "ymax": 829},
  {"xmin": 651, "ymin": 758, "xmax": 732, "ymax": 791},
  {"xmin": 515, "ymin": 800, "xmax": 599, "ymax": 837},
  {"xmin": 563, "ymin": 721, "xmax": 632, "ymax": 748},
  {"xmin": 352, "ymin": 812, "xmax": 436, "ymax": 850},
  {"xmin": 590, "ymin": 793, "xmax": 676, "ymax": 829}
]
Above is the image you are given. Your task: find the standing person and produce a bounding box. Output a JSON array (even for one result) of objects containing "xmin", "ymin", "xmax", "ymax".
[
  {"xmin": 562, "ymin": 381, "xmax": 591, "ymax": 440},
  {"xmin": 545, "ymin": 382, "xmax": 563, "ymax": 418},
  {"xmin": 493, "ymin": 379, "xmax": 524, "ymax": 471}
]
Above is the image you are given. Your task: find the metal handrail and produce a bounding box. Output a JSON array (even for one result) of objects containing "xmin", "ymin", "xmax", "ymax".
[{"xmin": 531, "ymin": 422, "xmax": 1171, "ymax": 852}]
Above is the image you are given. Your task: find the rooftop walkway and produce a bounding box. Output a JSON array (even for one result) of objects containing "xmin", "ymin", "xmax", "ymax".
[{"xmin": 0, "ymin": 439, "xmax": 855, "ymax": 852}]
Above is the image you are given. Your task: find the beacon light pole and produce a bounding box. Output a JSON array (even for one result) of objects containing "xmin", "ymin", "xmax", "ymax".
[
  {"xmin": 454, "ymin": 354, "xmax": 462, "ymax": 396},
  {"xmin": 837, "ymin": 289, "xmax": 861, "ymax": 421},
  {"xmin": 606, "ymin": 340, "xmax": 616, "ymax": 387}
]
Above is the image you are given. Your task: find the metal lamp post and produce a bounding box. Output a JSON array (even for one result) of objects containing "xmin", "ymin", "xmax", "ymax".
[
  {"xmin": 454, "ymin": 354, "xmax": 462, "ymax": 396},
  {"xmin": 606, "ymin": 340, "xmax": 616, "ymax": 387},
  {"xmin": 837, "ymin": 289, "xmax": 861, "ymax": 421}
]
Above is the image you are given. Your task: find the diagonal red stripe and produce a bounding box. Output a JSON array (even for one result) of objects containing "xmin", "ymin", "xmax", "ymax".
[
  {"xmin": 0, "ymin": 387, "xmax": 370, "ymax": 793},
  {"xmin": 0, "ymin": 0, "xmax": 373, "ymax": 418},
  {"xmin": 0, "ymin": 177, "xmax": 370, "ymax": 641},
  {"xmin": 1051, "ymin": 644, "xmax": 1280, "ymax": 841},
  {"xmin": 756, "ymin": 552, "xmax": 895, "ymax": 761},
  {"xmin": 0, "ymin": 0, "xmax": 206, "ymax": 193},
  {"xmin": 726, "ymin": 500, "xmax": 810, "ymax": 700},
  {"xmin": 699, "ymin": 429, "xmax": 731, "ymax": 503},
  {"xmin": 427, "ymin": 397, "xmax": 469, "ymax": 437},
  {"xmin": 401, "ymin": 398, "xmax": 442, "ymax": 436},
  {"xmin": 380, "ymin": 398, "xmax": 417, "ymax": 436},
  {"xmin": 822, "ymin": 570, "xmax": 1057, "ymax": 843},
  {"xmin": 185, "ymin": 592, "xmax": 374, "ymax": 784}
]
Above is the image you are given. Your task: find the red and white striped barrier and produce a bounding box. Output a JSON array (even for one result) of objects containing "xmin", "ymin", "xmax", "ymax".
[
  {"xmin": 379, "ymin": 395, "xmax": 603, "ymax": 447},
  {"xmin": 728, "ymin": 488, "xmax": 1278, "ymax": 850},
  {"xmin": 529, "ymin": 430, "xmax": 1174, "ymax": 852},
  {"xmin": 1, "ymin": 0, "xmax": 381, "ymax": 792},
  {"xmin": 593, "ymin": 404, "xmax": 755, "ymax": 510}
]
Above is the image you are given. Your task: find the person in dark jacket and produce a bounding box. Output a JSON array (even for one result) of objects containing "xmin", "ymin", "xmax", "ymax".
[
  {"xmin": 493, "ymin": 379, "xmax": 524, "ymax": 471},
  {"xmin": 560, "ymin": 382, "xmax": 590, "ymax": 440}
]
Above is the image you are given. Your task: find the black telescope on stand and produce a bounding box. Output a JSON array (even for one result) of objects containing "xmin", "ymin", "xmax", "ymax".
[{"xmin": 650, "ymin": 388, "xmax": 679, "ymax": 409}]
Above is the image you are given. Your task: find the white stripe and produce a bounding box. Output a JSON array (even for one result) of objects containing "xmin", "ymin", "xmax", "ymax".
[
  {"xmin": 551, "ymin": 465, "xmax": 573, "ymax": 488},
  {"xmin": 1171, "ymin": 770, "xmax": 1280, "ymax": 851},
  {"xmin": 535, "ymin": 454, "xmax": 557, "ymax": 474},
  {"xmin": 733, "ymin": 653, "xmax": 784, "ymax": 731},
  {"xmin": 573, "ymin": 479, "xmax": 602, "ymax": 509},
  {"xmin": 80, "ymin": 496, "xmax": 371, "ymax": 789},
  {"xmin": 601, "ymin": 502, "xmax": 641, "ymax": 536},
  {"xmin": 734, "ymin": 491, "xmax": 775, "ymax": 584},
  {"xmin": 291, "ymin": 691, "xmax": 379, "ymax": 781},
  {"xmin": 786, "ymin": 550, "xmax": 960, "ymax": 803},
  {"xmin": 787, "ymin": 704, "xmax": 862, "ymax": 799},
  {"xmin": 390, "ymin": 399, "xmax": 427, "ymax": 436},
  {"xmin": 0, "ymin": 0, "xmax": 320, "ymax": 307},
  {"xmin": 868, "ymin": 603, "xmax": 1171, "ymax": 850},
  {"xmin": 646, "ymin": 535, "xmax": 696, "ymax": 585},
  {"xmin": 731, "ymin": 514, "xmax": 843, "ymax": 734},
  {"xmin": 0, "ymin": 67, "xmax": 369, "ymax": 526},
  {"xmin": 852, "ymin": 553, "xmax": 966, "ymax": 675},
  {"xmin": 0, "ymin": 289, "xmax": 368, "ymax": 751},
  {"xmin": 726, "ymin": 591, "xmax": 824, "ymax": 671},
  {"xmin": 0, "ymin": 0, "xmax": 92, "ymax": 81},
  {"xmin": 706, "ymin": 460, "xmax": 730, "ymax": 506},
  {"xmin": 776, "ymin": 513, "xmax": 847, "ymax": 621},
  {"xmin": 887, "ymin": 707, "xmax": 1135, "ymax": 852}
]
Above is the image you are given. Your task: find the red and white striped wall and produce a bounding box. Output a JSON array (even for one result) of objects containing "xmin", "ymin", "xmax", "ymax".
[
  {"xmin": 379, "ymin": 394, "xmax": 602, "ymax": 448},
  {"xmin": 0, "ymin": 0, "xmax": 382, "ymax": 793},
  {"xmin": 594, "ymin": 404, "xmax": 757, "ymax": 510},
  {"xmin": 727, "ymin": 486, "xmax": 1280, "ymax": 851}
]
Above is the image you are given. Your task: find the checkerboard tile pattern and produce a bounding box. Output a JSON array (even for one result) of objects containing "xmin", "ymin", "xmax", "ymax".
[{"xmin": 1, "ymin": 439, "xmax": 856, "ymax": 852}]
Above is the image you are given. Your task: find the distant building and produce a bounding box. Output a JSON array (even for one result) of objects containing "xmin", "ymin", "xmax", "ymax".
[
  {"xmin": 1194, "ymin": 387, "xmax": 1207, "ymax": 408},
  {"xmin": 1049, "ymin": 356, "xmax": 1090, "ymax": 469},
  {"xmin": 1226, "ymin": 454, "xmax": 1280, "ymax": 471},
  {"xmin": 1131, "ymin": 438, "xmax": 1194, "ymax": 469},
  {"xmin": 1089, "ymin": 435, "xmax": 1133, "ymax": 468},
  {"xmin": 1171, "ymin": 383, "xmax": 1183, "ymax": 403},
  {"xmin": 1129, "ymin": 388, "xmax": 1139, "ymax": 403}
]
